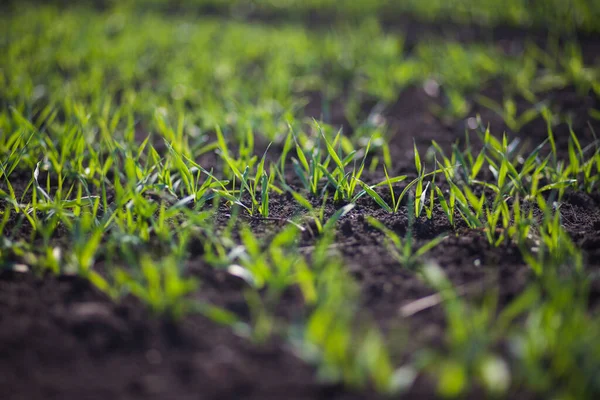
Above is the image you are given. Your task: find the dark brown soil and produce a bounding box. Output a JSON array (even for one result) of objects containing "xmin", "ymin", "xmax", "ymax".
[
  {"xmin": 2, "ymin": 20, "xmax": 600, "ymax": 400},
  {"xmin": 0, "ymin": 271, "xmax": 371, "ymax": 400}
]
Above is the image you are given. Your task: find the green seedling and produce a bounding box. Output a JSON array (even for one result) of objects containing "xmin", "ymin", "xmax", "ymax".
[
  {"xmin": 476, "ymin": 96, "xmax": 541, "ymax": 132},
  {"xmin": 115, "ymin": 255, "xmax": 198, "ymax": 319},
  {"xmin": 367, "ymin": 197, "xmax": 446, "ymax": 269}
]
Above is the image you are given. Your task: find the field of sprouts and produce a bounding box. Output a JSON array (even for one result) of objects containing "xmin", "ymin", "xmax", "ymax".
[{"xmin": 1, "ymin": 1, "xmax": 600, "ymax": 399}]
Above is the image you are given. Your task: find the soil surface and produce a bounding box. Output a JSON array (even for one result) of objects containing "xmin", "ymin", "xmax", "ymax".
[{"xmin": 2, "ymin": 17, "xmax": 600, "ymax": 400}]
